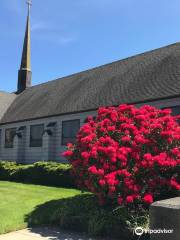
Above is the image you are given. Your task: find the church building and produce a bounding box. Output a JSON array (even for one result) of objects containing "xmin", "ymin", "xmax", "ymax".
[{"xmin": 0, "ymin": 4, "xmax": 180, "ymax": 163}]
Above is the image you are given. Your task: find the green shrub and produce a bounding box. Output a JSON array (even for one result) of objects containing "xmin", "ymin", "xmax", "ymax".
[
  {"xmin": 0, "ymin": 161, "xmax": 75, "ymax": 188},
  {"xmin": 26, "ymin": 194, "xmax": 149, "ymax": 239}
]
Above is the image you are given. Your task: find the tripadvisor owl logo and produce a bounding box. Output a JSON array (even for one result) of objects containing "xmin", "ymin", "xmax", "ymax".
[
  {"xmin": 134, "ymin": 227, "xmax": 174, "ymax": 236},
  {"xmin": 134, "ymin": 227, "xmax": 144, "ymax": 236}
]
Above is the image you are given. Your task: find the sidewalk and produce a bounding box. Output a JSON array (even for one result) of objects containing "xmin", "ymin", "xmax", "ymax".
[{"xmin": 0, "ymin": 227, "xmax": 105, "ymax": 240}]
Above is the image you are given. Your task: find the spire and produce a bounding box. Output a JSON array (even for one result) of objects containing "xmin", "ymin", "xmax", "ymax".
[
  {"xmin": 17, "ymin": 0, "xmax": 32, "ymax": 94},
  {"xmin": 20, "ymin": 1, "xmax": 31, "ymax": 70}
]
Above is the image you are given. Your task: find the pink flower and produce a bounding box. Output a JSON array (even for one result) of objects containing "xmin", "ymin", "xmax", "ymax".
[
  {"xmin": 143, "ymin": 153, "xmax": 152, "ymax": 161},
  {"xmin": 81, "ymin": 151, "xmax": 90, "ymax": 160},
  {"xmin": 143, "ymin": 194, "xmax": 153, "ymax": 204},
  {"xmin": 88, "ymin": 166, "xmax": 97, "ymax": 174},
  {"xmin": 170, "ymin": 179, "xmax": 180, "ymax": 190},
  {"xmin": 134, "ymin": 135, "xmax": 146, "ymax": 144},
  {"xmin": 107, "ymin": 178, "xmax": 116, "ymax": 186},
  {"xmin": 91, "ymin": 150, "xmax": 98, "ymax": 158},
  {"xmin": 99, "ymin": 179, "xmax": 106, "ymax": 187},
  {"xmin": 63, "ymin": 150, "xmax": 73, "ymax": 158},
  {"xmin": 67, "ymin": 143, "xmax": 73, "ymax": 148},
  {"xmin": 110, "ymin": 111, "xmax": 118, "ymax": 121},
  {"xmin": 107, "ymin": 126, "xmax": 116, "ymax": 131},
  {"xmin": 171, "ymin": 148, "xmax": 179, "ymax": 155},
  {"xmin": 121, "ymin": 136, "xmax": 131, "ymax": 142},
  {"xmin": 98, "ymin": 169, "xmax": 104, "ymax": 176},
  {"xmin": 126, "ymin": 195, "xmax": 134, "ymax": 204}
]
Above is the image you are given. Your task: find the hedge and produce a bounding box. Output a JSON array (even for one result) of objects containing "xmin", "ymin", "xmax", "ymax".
[{"xmin": 0, "ymin": 161, "xmax": 75, "ymax": 188}]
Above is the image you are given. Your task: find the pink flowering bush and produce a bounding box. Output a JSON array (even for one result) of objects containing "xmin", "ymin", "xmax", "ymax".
[{"xmin": 64, "ymin": 104, "xmax": 180, "ymax": 208}]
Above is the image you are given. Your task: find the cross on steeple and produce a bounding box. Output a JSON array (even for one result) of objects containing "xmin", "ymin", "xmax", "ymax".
[
  {"xmin": 26, "ymin": 0, "xmax": 32, "ymax": 13},
  {"xmin": 26, "ymin": 0, "xmax": 32, "ymax": 7}
]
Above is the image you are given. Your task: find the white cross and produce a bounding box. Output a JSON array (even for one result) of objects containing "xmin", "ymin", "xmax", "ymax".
[{"xmin": 26, "ymin": 0, "xmax": 32, "ymax": 11}]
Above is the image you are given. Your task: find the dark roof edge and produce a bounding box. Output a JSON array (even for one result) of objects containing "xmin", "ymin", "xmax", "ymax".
[{"xmin": 0, "ymin": 94, "xmax": 180, "ymax": 126}]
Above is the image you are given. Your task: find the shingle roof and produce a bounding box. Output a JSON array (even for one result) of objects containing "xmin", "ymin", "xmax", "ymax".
[
  {"xmin": 0, "ymin": 92, "xmax": 16, "ymax": 121},
  {"xmin": 1, "ymin": 42, "xmax": 180, "ymax": 125}
]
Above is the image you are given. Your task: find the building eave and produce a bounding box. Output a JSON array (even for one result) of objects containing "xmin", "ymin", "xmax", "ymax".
[{"xmin": 0, "ymin": 94, "xmax": 179, "ymax": 126}]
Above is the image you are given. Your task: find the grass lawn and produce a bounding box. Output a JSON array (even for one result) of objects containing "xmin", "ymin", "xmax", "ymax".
[{"xmin": 0, "ymin": 181, "xmax": 81, "ymax": 234}]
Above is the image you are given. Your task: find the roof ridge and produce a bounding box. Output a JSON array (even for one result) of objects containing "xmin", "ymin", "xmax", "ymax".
[{"xmin": 20, "ymin": 42, "xmax": 180, "ymax": 92}]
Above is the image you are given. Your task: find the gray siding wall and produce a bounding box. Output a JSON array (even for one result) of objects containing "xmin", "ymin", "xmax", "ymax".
[
  {"xmin": 0, "ymin": 97, "xmax": 180, "ymax": 163},
  {"xmin": 0, "ymin": 110, "xmax": 96, "ymax": 163}
]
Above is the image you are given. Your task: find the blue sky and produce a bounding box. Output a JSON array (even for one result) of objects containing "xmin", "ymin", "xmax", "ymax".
[{"xmin": 1, "ymin": 0, "xmax": 180, "ymax": 92}]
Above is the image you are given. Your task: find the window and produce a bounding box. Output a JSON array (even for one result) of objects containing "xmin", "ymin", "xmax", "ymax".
[
  {"xmin": 30, "ymin": 124, "xmax": 44, "ymax": 147},
  {"xmin": 170, "ymin": 106, "xmax": 180, "ymax": 116},
  {"xmin": 62, "ymin": 120, "xmax": 80, "ymax": 145},
  {"xmin": 5, "ymin": 128, "xmax": 16, "ymax": 148}
]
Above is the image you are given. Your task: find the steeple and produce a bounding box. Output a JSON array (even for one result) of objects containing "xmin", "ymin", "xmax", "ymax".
[{"xmin": 17, "ymin": 0, "xmax": 32, "ymax": 94}]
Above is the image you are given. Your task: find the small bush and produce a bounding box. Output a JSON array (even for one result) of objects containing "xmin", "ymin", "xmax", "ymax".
[
  {"xmin": 0, "ymin": 161, "xmax": 75, "ymax": 188},
  {"xmin": 64, "ymin": 104, "xmax": 180, "ymax": 208}
]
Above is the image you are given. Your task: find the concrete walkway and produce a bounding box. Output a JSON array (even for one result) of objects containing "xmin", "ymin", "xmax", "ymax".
[{"xmin": 0, "ymin": 227, "xmax": 105, "ymax": 240}]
